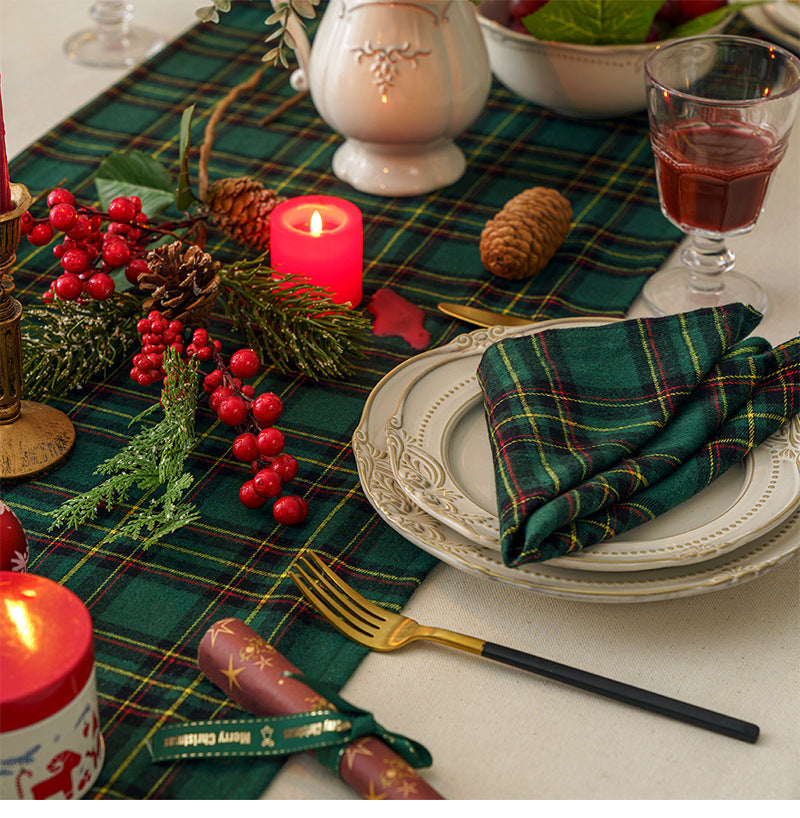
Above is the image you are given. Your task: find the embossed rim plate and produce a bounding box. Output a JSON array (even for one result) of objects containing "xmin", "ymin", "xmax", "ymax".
[
  {"xmin": 352, "ymin": 323, "xmax": 800, "ymax": 602},
  {"xmin": 384, "ymin": 325, "xmax": 800, "ymax": 571}
]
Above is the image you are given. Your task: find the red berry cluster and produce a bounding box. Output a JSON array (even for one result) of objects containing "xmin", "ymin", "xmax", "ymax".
[
  {"xmin": 132, "ymin": 312, "xmax": 308, "ymax": 526},
  {"xmin": 20, "ymin": 188, "xmax": 152, "ymax": 303},
  {"xmin": 131, "ymin": 311, "xmax": 188, "ymax": 387}
]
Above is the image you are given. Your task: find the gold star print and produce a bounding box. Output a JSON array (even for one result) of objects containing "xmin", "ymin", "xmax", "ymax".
[
  {"xmin": 342, "ymin": 737, "xmax": 374, "ymax": 771},
  {"xmin": 207, "ymin": 619, "xmax": 236, "ymax": 647},
  {"xmin": 361, "ymin": 781, "xmax": 387, "ymax": 800},
  {"xmin": 253, "ymin": 653, "xmax": 274, "ymax": 671},
  {"xmin": 219, "ymin": 654, "xmax": 246, "ymax": 692},
  {"xmin": 395, "ymin": 778, "xmax": 420, "ymax": 799}
]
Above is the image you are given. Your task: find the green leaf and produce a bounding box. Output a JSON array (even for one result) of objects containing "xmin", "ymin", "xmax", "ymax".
[
  {"xmin": 670, "ymin": 5, "xmax": 739, "ymax": 38},
  {"xmin": 95, "ymin": 150, "xmax": 175, "ymax": 217},
  {"xmin": 523, "ymin": 0, "xmax": 663, "ymax": 45},
  {"xmin": 176, "ymin": 104, "xmax": 199, "ymax": 212}
]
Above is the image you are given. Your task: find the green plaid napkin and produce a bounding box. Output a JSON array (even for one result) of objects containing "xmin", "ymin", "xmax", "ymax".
[{"xmin": 477, "ymin": 303, "xmax": 800, "ymax": 566}]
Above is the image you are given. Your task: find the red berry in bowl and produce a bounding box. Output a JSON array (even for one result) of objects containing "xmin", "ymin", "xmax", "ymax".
[
  {"xmin": 232, "ymin": 432, "xmax": 260, "ymax": 462},
  {"xmin": 229, "ymin": 348, "xmax": 261, "ymax": 379},
  {"xmin": 252, "ymin": 392, "xmax": 283, "ymax": 426},
  {"xmin": 218, "ymin": 395, "xmax": 248, "ymax": 426},
  {"xmin": 272, "ymin": 495, "xmax": 308, "ymax": 525},
  {"xmin": 253, "ymin": 467, "xmax": 282, "ymax": 498},
  {"xmin": 257, "ymin": 427, "xmax": 285, "ymax": 457},
  {"xmin": 239, "ymin": 480, "xmax": 268, "ymax": 509}
]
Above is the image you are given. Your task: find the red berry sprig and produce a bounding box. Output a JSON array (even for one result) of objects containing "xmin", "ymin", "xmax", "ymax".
[
  {"xmin": 132, "ymin": 312, "xmax": 308, "ymax": 526},
  {"xmin": 20, "ymin": 187, "xmax": 191, "ymax": 303}
]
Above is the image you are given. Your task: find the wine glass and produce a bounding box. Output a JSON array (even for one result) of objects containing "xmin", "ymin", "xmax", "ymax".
[
  {"xmin": 64, "ymin": 1, "xmax": 164, "ymax": 69},
  {"xmin": 642, "ymin": 35, "xmax": 800, "ymax": 316}
]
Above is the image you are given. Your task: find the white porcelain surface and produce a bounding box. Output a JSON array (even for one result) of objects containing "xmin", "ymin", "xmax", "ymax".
[
  {"xmin": 476, "ymin": 0, "xmax": 735, "ymax": 118},
  {"xmin": 284, "ymin": 0, "xmax": 492, "ymax": 196},
  {"xmin": 385, "ymin": 323, "xmax": 800, "ymax": 571},
  {"xmin": 353, "ymin": 324, "xmax": 800, "ymax": 602}
]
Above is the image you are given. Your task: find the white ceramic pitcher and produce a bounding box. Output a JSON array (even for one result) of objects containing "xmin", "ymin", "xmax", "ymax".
[{"xmin": 281, "ymin": 0, "xmax": 491, "ymax": 197}]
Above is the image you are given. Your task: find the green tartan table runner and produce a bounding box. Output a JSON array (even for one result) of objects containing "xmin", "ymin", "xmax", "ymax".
[
  {"xmin": 477, "ymin": 304, "xmax": 800, "ymax": 566},
  {"xmin": 3, "ymin": 2, "xmax": 698, "ymax": 799}
]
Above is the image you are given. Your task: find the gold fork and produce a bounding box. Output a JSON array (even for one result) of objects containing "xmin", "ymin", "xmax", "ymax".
[{"xmin": 290, "ymin": 552, "xmax": 759, "ymax": 744}]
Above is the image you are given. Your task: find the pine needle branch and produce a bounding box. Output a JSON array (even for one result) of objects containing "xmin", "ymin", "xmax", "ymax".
[
  {"xmin": 48, "ymin": 351, "xmax": 202, "ymax": 549},
  {"xmin": 218, "ymin": 257, "xmax": 370, "ymax": 381},
  {"xmin": 20, "ymin": 293, "xmax": 141, "ymax": 401}
]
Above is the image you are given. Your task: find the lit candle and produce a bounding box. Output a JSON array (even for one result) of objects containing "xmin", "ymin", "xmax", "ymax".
[
  {"xmin": 0, "ymin": 74, "xmax": 13, "ymax": 213},
  {"xmin": 270, "ymin": 196, "xmax": 363, "ymax": 308}
]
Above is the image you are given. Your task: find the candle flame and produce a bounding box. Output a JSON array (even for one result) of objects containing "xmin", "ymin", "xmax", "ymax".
[{"xmin": 310, "ymin": 210, "xmax": 323, "ymax": 237}]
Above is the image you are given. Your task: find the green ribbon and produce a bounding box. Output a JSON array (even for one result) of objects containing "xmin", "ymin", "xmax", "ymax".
[{"xmin": 148, "ymin": 674, "xmax": 432, "ymax": 778}]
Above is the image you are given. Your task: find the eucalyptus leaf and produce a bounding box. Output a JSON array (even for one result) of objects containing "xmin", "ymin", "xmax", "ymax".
[
  {"xmin": 213, "ymin": 0, "xmax": 231, "ymax": 11},
  {"xmin": 195, "ymin": 6, "xmax": 218, "ymax": 23},
  {"xmin": 176, "ymin": 104, "xmax": 199, "ymax": 212},
  {"xmin": 523, "ymin": 0, "xmax": 663, "ymax": 45}
]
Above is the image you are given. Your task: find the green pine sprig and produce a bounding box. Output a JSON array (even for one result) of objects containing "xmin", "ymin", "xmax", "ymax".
[
  {"xmin": 48, "ymin": 350, "xmax": 202, "ymax": 549},
  {"xmin": 21, "ymin": 293, "xmax": 141, "ymax": 401},
  {"xmin": 218, "ymin": 257, "xmax": 370, "ymax": 381}
]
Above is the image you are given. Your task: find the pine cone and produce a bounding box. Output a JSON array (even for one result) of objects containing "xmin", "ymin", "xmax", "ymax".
[
  {"xmin": 140, "ymin": 241, "xmax": 220, "ymax": 327},
  {"xmin": 206, "ymin": 176, "xmax": 286, "ymax": 252},
  {"xmin": 479, "ymin": 187, "xmax": 572, "ymax": 280}
]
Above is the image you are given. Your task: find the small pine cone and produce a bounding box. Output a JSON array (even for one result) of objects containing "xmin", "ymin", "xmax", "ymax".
[
  {"xmin": 206, "ymin": 176, "xmax": 286, "ymax": 252},
  {"xmin": 140, "ymin": 241, "xmax": 221, "ymax": 326},
  {"xmin": 479, "ymin": 187, "xmax": 572, "ymax": 280}
]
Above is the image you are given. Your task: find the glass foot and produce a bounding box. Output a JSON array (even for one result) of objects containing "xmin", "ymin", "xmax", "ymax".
[
  {"xmin": 641, "ymin": 266, "xmax": 768, "ymax": 316},
  {"xmin": 64, "ymin": 25, "xmax": 164, "ymax": 68}
]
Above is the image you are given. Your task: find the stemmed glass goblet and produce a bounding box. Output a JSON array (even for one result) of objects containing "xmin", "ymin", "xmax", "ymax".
[
  {"xmin": 64, "ymin": 1, "xmax": 164, "ymax": 69},
  {"xmin": 643, "ymin": 35, "xmax": 800, "ymax": 315}
]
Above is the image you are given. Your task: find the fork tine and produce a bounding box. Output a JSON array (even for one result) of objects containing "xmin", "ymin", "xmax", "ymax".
[
  {"xmin": 304, "ymin": 552, "xmax": 390, "ymax": 623},
  {"xmin": 290, "ymin": 563, "xmax": 377, "ymax": 642},
  {"xmin": 290, "ymin": 554, "xmax": 387, "ymax": 640}
]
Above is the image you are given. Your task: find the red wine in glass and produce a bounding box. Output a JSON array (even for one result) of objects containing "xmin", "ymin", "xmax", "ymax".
[
  {"xmin": 654, "ymin": 121, "xmax": 780, "ymax": 234},
  {"xmin": 643, "ymin": 35, "xmax": 800, "ymax": 316}
]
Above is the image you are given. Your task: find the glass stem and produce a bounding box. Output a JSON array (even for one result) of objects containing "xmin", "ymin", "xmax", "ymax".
[
  {"xmin": 89, "ymin": 1, "xmax": 134, "ymax": 45},
  {"xmin": 680, "ymin": 234, "xmax": 735, "ymax": 296}
]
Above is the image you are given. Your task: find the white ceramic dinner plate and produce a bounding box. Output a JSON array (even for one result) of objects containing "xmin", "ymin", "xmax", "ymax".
[
  {"xmin": 743, "ymin": 4, "xmax": 800, "ymax": 52},
  {"xmin": 765, "ymin": 1, "xmax": 800, "ymax": 36},
  {"xmin": 352, "ymin": 323, "xmax": 800, "ymax": 602},
  {"xmin": 384, "ymin": 325, "xmax": 800, "ymax": 571}
]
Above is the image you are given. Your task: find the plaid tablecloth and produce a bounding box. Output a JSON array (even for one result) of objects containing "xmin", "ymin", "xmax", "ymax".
[{"xmin": 4, "ymin": 2, "xmax": 689, "ymax": 799}]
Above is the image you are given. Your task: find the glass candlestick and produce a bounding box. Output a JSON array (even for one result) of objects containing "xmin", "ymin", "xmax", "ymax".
[{"xmin": 64, "ymin": 1, "xmax": 164, "ymax": 69}]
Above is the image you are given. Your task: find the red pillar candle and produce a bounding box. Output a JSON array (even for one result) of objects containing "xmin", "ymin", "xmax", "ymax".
[
  {"xmin": 0, "ymin": 75, "xmax": 13, "ymax": 213},
  {"xmin": 270, "ymin": 196, "xmax": 363, "ymax": 308}
]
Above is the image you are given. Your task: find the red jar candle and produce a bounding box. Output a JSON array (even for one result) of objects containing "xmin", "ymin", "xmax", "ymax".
[
  {"xmin": 270, "ymin": 195, "xmax": 363, "ymax": 308},
  {"xmin": 0, "ymin": 572, "xmax": 104, "ymax": 799}
]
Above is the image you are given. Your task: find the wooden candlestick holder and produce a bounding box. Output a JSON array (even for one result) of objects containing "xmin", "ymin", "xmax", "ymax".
[{"xmin": 1, "ymin": 182, "xmax": 75, "ymax": 483}]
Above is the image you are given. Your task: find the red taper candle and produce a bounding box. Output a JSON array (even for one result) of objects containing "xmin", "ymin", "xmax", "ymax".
[
  {"xmin": 198, "ymin": 618, "xmax": 444, "ymax": 800},
  {"xmin": 0, "ymin": 76, "xmax": 13, "ymax": 214}
]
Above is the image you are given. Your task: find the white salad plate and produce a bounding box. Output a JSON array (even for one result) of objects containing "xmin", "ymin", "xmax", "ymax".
[
  {"xmin": 352, "ymin": 323, "xmax": 800, "ymax": 603},
  {"xmin": 765, "ymin": 1, "xmax": 800, "ymax": 35},
  {"xmin": 384, "ymin": 324, "xmax": 800, "ymax": 571}
]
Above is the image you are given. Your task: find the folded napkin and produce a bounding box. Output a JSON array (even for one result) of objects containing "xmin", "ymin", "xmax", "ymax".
[{"xmin": 476, "ymin": 303, "xmax": 800, "ymax": 566}]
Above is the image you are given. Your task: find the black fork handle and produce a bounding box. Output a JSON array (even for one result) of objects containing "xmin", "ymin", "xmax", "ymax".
[{"xmin": 481, "ymin": 641, "xmax": 759, "ymax": 743}]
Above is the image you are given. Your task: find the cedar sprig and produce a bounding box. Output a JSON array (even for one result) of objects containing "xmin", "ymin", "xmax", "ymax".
[
  {"xmin": 219, "ymin": 257, "xmax": 369, "ymax": 380},
  {"xmin": 48, "ymin": 350, "xmax": 201, "ymax": 549},
  {"xmin": 21, "ymin": 293, "xmax": 141, "ymax": 401}
]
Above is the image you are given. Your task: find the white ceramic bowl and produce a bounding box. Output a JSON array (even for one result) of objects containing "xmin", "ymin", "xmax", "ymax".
[{"xmin": 476, "ymin": 1, "xmax": 734, "ymax": 118}]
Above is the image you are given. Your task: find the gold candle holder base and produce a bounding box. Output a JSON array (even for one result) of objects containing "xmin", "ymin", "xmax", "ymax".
[{"xmin": 1, "ymin": 182, "xmax": 76, "ymax": 484}]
